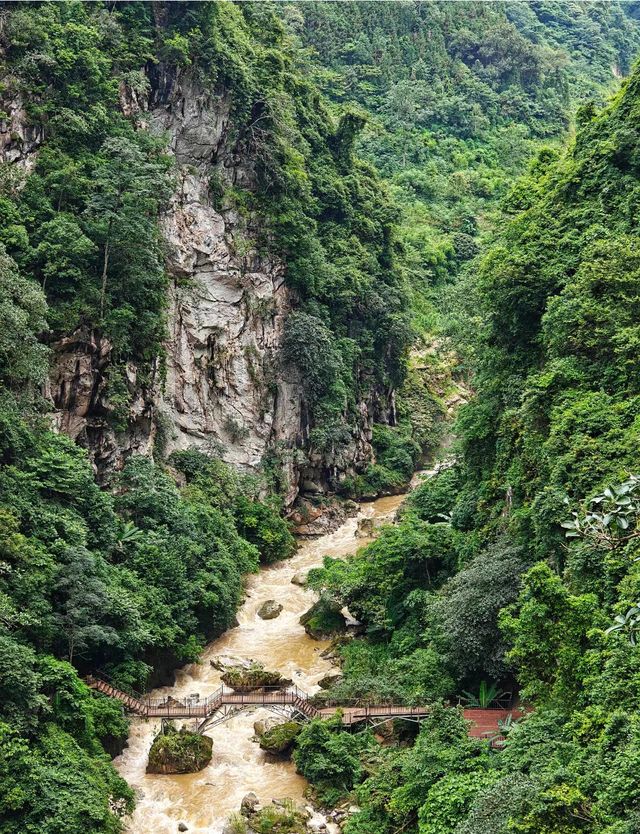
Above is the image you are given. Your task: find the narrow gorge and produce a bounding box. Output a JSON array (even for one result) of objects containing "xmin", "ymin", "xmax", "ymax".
[{"xmin": 2, "ymin": 4, "xmax": 640, "ymax": 834}]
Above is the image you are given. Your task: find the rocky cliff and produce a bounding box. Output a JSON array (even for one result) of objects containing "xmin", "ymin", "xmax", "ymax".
[{"xmin": 1, "ymin": 64, "xmax": 382, "ymax": 507}]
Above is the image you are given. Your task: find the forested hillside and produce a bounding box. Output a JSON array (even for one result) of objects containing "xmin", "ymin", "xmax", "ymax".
[
  {"xmin": 286, "ymin": 1, "xmax": 640, "ymax": 315},
  {"xmin": 2, "ymin": 2, "xmax": 640, "ymax": 833},
  {"xmin": 304, "ymin": 38, "xmax": 640, "ymax": 834}
]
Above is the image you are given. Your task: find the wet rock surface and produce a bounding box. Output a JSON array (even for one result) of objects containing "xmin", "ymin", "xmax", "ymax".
[
  {"xmin": 257, "ymin": 599, "xmax": 284, "ymax": 620},
  {"xmin": 221, "ymin": 663, "xmax": 292, "ymax": 692}
]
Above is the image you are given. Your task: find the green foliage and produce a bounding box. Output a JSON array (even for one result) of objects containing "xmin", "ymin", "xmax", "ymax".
[
  {"xmin": 433, "ymin": 539, "xmax": 531, "ymax": 681},
  {"xmin": 295, "ymin": 19, "xmax": 640, "ymax": 834},
  {"xmin": 286, "ymin": 0, "xmax": 640, "ymax": 342},
  {"xmin": 325, "ymin": 641, "xmax": 454, "ymax": 707},
  {"xmin": 1, "ymin": 2, "xmax": 171, "ymax": 366},
  {"xmin": 171, "ymin": 449, "xmax": 296, "ymax": 565},
  {"xmin": 310, "ymin": 519, "xmax": 458, "ymax": 634},
  {"xmin": 460, "ymin": 682, "xmax": 507, "ymax": 710},
  {"xmin": 562, "ymin": 475, "xmax": 640, "ymax": 551},
  {"xmin": 0, "ymin": 244, "xmax": 48, "ymax": 390},
  {"xmin": 3, "ymin": 3, "xmax": 640, "ymax": 832},
  {"xmin": 343, "ymin": 423, "xmax": 423, "ymax": 498},
  {"xmin": 418, "ymin": 770, "xmax": 498, "ymax": 834},
  {"xmin": 500, "ymin": 563, "xmax": 601, "ymax": 708},
  {"xmin": 294, "ymin": 716, "xmax": 373, "ymax": 804}
]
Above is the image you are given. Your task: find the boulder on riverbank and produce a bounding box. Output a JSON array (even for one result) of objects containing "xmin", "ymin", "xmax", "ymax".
[
  {"xmin": 221, "ymin": 663, "xmax": 292, "ymax": 692},
  {"xmin": 146, "ymin": 724, "xmax": 212, "ymax": 774},
  {"xmin": 240, "ymin": 798, "xmax": 311, "ymax": 832},
  {"xmin": 300, "ymin": 593, "xmax": 347, "ymax": 639},
  {"xmin": 289, "ymin": 497, "xmax": 358, "ymax": 537},
  {"xmin": 355, "ymin": 517, "xmax": 375, "ymax": 538},
  {"xmin": 318, "ymin": 671, "xmax": 343, "ymax": 689},
  {"xmin": 257, "ymin": 599, "xmax": 283, "ymax": 620},
  {"xmin": 241, "ymin": 793, "xmax": 262, "ymax": 816}
]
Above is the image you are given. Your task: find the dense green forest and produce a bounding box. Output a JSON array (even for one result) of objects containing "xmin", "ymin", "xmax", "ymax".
[
  {"xmin": 1, "ymin": 1, "xmax": 640, "ymax": 833},
  {"xmin": 301, "ymin": 26, "xmax": 640, "ymax": 834},
  {"xmin": 286, "ymin": 1, "xmax": 640, "ymax": 321}
]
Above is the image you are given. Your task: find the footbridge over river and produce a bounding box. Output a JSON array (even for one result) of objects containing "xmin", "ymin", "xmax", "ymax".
[{"xmin": 86, "ymin": 675, "xmax": 513, "ymax": 738}]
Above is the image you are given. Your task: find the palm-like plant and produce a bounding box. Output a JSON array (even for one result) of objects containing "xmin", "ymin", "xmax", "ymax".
[{"xmin": 461, "ymin": 680, "xmax": 507, "ymax": 708}]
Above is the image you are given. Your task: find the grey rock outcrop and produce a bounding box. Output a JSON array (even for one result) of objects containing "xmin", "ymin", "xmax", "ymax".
[{"xmin": 257, "ymin": 600, "xmax": 283, "ymax": 620}]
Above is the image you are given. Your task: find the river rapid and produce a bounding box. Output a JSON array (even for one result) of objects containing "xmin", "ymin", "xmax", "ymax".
[{"xmin": 114, "ymin": 493, "xmax": 406, "ymax": 834}]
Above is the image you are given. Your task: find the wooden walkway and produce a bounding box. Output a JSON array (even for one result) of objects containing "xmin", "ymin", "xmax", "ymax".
[{"xmin": 85, "ymin": 675, "xmax": 513, "ymax": 737}]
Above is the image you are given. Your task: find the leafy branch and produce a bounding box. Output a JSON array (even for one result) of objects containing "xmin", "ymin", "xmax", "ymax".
[{"xmin": 561, "ymin": 475, "xmax": 640, "ymax": 551}]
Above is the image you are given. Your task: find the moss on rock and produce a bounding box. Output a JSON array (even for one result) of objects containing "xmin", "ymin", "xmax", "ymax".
[
  {"xmin": 221, "ymin": 663, "xmax": 292, "ymax": 692},
  {"xmin": 259, "ymin": 722, "xmax": 302, "ymax": 756},
  {"xmin": 146, "ymin": 723, "xmax": 213, "ymax": 774},
  {"xmin": 300, "ymin": 593, "xmax": 346, "ymax": 639}
]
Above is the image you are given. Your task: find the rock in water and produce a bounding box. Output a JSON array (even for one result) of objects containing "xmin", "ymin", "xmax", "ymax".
[
  {"xmin": 146, "ymin": 724, "xmax": 212, "ymax": 774},
  {"xmin": 318, "ymin": 671, "xmax": 343, "ymax": 689},
  {"xmin": 290, "ymin": 571, "xmax": 308, "ymax": 586},
  {"xmin": 178, "ymin": 824, "xmax": 188, "ymax": 832},
  {"xmin": 257, "ymin": 599, "xmax": 283, "ymax": 620},
  {"xmin": 258, "ymin": 721, "xmax": 302, "ymax": 755},
  {"xmin": 355, "ymin": 517, "xmax": 375, "ymax": 538},
  {"xmin": 240, "ymin": 792, "xmax": 261, "ymax": 816},
  {"xmin": 210, "ymin": 654, "xmax": 254, "ymax": 672},
  {"xmin": 221, "ymin": 663, "xmax": 292, "ymax": 692}
]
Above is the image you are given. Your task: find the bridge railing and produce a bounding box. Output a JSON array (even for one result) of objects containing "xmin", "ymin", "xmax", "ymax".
[{"xmin": 140, "ymin": 684, "xmax": 314, "ymax": 712}]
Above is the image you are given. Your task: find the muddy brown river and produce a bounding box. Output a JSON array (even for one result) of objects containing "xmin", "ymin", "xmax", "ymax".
[{"xmin": 114, "ymin": 493, "xmax": 406, "ymax": 833}]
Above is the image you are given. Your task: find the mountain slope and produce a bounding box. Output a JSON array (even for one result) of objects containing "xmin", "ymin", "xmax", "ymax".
[{"xmin": 304, "ymin": 41, "xmax": 640, "ymax": 834}]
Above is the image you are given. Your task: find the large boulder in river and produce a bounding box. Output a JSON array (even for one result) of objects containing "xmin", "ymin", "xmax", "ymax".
[
  {"xmin": 257, "ymin": 599, "xmax": 283, "ymax": 620},
  {"xmin": 355, "ymin": 517, "xmax": 375, "ymax": 538},
  {"xmin": 300, "ymin": 593, "xmax": 347, "ymax": 639},
  {"xmin": 146, "ymin": 724, "xmax": 212, "ymax": 774},
  {"xmin": 318, "ymin": 671, "xmax": 343, "ymax": 690},
  {"xmin": 291, "ymin": 571, "xmax": 308, "ymax": 586},
  {"xmin": 210, "ymin": 654, "xmax": 255, "ymax": 673},
  {"xmin": 221, "ymin": 663, "xmax": 292, "ymax": 692},
  {"xmin": 253, "ymin": 717, "xmax": 302, "ymax": 756},
  {"xmin": 259, "ymin": 721, "xmax": 301, "ymax": 755},
  {"xmin": 240, "ymin": 792, "xmax": 261, "ymax": 816}
]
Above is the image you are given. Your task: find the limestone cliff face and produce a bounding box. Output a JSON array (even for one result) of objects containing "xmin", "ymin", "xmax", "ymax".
[
  {"xmin": 3, "ymin": 67, "xmax": 381, "ymax": 506},
  {"xmin": 148, "ymin": 70, "xmax": 304, "ymax": 504}
]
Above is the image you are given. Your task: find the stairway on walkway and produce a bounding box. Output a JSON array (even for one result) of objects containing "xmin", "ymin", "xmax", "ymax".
[{"xmin": 85, "ymin": 676, "xmax": 149, "ymax": 717}]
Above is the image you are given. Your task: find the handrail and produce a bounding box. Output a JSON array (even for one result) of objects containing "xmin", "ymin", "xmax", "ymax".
[
  {"xmin": 88, "ymin": 670, "xmax": 147, "ymax": 702},
  {"xmin": 85, "ymin": 675, "xmax": 445, "ymax": 723}
]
